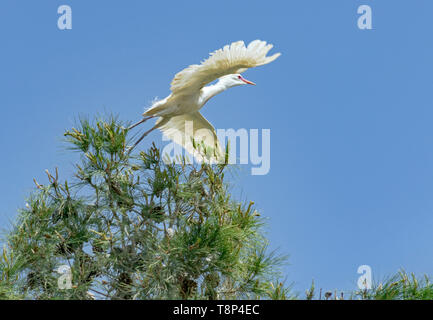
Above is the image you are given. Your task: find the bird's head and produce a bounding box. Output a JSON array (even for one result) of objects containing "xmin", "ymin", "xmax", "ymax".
[{"xmin": 219, "ymin": 74, "xmax": 256, "ymax": 88}]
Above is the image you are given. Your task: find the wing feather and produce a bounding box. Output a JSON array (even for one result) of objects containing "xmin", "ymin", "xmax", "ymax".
[
  {"xmin": 157, "ymin": 112, "xmax": 222, "ymax": 162},
  {"xmin": 170, "ymin": 40, "xmax": 281, "ymax": 95}
]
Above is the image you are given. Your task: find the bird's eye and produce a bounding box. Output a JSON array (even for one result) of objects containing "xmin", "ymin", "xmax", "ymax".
[{"xmin": 238, "ymin": 75, "xmax": 242, "ymax": 79}]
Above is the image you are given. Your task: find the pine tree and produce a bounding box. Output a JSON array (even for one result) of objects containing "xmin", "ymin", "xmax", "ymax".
[{"xmin": 0, "ymin": 116, "xmax": 290, "ymax": 300}]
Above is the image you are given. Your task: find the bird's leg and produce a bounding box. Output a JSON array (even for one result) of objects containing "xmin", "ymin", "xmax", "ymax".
[
  {"xmin": 127, "ymin": 116, "xmax": 154, "ymax": 130},
  {"xmin": 127, "ymin": 124, "xmax": 159, "ymax": 154}
]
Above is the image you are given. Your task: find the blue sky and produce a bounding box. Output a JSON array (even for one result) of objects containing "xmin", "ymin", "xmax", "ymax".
[{"xmin": 1, "ymin": 0, "xmax": 433, "ymax": 295}]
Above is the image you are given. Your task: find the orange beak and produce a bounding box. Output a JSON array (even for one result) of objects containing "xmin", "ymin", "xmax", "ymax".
[{"xmin": 239, "ymin": 75, "xmax": 256, "ymax": 85}]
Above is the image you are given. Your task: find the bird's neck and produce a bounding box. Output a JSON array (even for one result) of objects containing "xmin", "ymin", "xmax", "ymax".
[{"xmin": 200, "ymin": 80, "xmax": 235, "ymax": 105}]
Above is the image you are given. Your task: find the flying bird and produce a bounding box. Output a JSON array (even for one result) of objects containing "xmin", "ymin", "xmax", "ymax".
[{"xmin": 128, "ymin": 40, "xmax": 281, "ymax": 161}]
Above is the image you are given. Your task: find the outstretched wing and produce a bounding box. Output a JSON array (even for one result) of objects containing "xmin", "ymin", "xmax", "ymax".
[
  {"xmin": 170, "ymin": 40, "xmax": 281, "ymax": 96},
  {"xmin": 157, "ymin": 112, "xmax": 223, "ymax": 162}
]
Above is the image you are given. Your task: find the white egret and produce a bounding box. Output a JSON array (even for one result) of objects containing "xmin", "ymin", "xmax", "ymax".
[{"xmin": 129, "ymin": 40, "xmax": 281, "ymax": 160}]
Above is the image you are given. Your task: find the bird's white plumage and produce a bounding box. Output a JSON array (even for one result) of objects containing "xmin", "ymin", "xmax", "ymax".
[
  {"xmin": 170, "ymin": 40, "xmax": 280, "ymax": 95},
  {"xmin": 139, "ymin": 40, "xmax": 280, "ymax": 162},
  {"xmin": 157, "ymin": 112, "xmax": 222, "ymax": 162}
]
